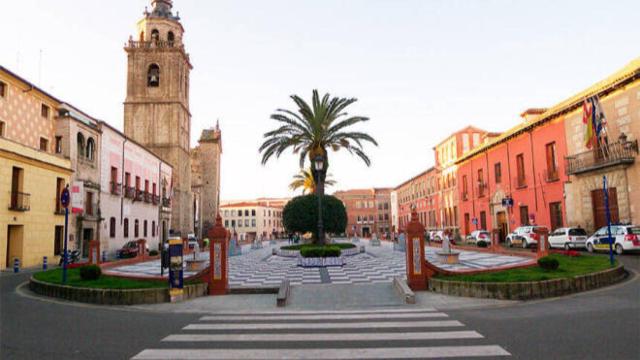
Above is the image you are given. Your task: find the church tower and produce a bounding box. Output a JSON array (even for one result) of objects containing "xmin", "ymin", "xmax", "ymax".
[{"xmin": 124, "ymin": 0, "xmax": 193, "ymax": 236}]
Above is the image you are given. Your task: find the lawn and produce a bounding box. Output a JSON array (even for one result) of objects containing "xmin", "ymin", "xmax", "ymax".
[
  {"xmin": 436, "ymin": 254, "xmax": 617, "ymax": 283},
  {"xmin": 33, "ymin": 268, "xmax": 202, "ymax": 289}
]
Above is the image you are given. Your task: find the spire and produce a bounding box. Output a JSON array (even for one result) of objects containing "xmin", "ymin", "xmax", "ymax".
[{"xmin": 149, "ymin": 0, "xmax": 179, "ymax": 20}]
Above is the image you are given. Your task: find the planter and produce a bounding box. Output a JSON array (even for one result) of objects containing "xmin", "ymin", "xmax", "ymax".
[{"xmin": 297, "ymin": 256, "xmax": 345, "ymax": 267}]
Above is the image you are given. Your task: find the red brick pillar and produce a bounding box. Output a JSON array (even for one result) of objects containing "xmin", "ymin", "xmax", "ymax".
[
  {"xmin": 208, "ymin": 213, "xmax": 229, "ymax": 295},
  {"xmin": 88, "ymin": 240, "xmax": 100, "ymax": 264},
  {"xmin": 136, "ymin": 239, "xmax": 146, "ymax": 259},
  {"xmin": 534, "ymin": 227, "xmax": 550, "ymax": 258},
  {"xmin": 405, "ymin": 208, "xmax": 432, "ymax": 290}
]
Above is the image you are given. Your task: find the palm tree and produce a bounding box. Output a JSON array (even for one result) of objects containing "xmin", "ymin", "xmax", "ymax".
[
  {"xmin": 259, "ymin": 89, "xmax": 378, "ymax": 196},
  {"xmin": 289, "ymin": 168, "xmax": 336, "ymax": 194}
]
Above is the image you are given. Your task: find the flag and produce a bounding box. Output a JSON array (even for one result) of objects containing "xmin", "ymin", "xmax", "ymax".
[
  {"xmin": 592, "ymin": 95, "xmax": 607, "ymax": 138},
  {"xmin": 583, "ymin": 98, "xmax": 594, "ymax": 148}
]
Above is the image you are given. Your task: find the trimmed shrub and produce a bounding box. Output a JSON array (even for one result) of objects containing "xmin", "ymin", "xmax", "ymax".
[
  {"xmin": 477, "ymin": 240, "xmax": 489, "ymax": 248},
  {"xmin": 283, "ymin": 195, "xmax": 347, "ymax": 242},
  {"xmin": 79, "ymin": 265, "xmax": 102, "ymax": 281},
  {"xmin": 300, "ymin": 246, "xmax": 341, "ymax": 258},
  {"xmin": 538, "ymin": 256, "xmax": 560, "ymax": 270},
  {"xmin": 282, "ymin": 243, "xmax": 355, "ymax": 251},
  {"xmin": 149, "ymin": 250, "xmax": 159, "ymax": 256}
]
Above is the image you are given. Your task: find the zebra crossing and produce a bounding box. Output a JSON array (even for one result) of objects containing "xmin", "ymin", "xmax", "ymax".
[{"xmin": 131, "ymin": 308, "xmax": 510, "ymax": 359}]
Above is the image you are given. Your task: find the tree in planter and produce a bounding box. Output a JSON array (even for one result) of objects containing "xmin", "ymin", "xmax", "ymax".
[{"xmin": 283, "ymin": 194, "xmax": 347, "ymax": 245}]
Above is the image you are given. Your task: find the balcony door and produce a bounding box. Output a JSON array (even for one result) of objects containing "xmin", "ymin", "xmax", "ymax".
[{"xmin": 591, "ymin": 188, "xmax": 619, "ymax": 230}]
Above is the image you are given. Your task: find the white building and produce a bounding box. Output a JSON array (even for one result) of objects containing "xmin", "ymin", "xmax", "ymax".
[
  {"xmin": 220, "ymin": 201, "xmax": 285, "ymax": 241},
  {"xmin": 99, "ymin": 122, "xmax": 172, "ymax": 256}
]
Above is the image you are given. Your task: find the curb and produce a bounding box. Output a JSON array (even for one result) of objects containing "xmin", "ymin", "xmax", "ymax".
[{"xmin": 428, "ymin": 264, "xmax": 626, "ymax": 300}]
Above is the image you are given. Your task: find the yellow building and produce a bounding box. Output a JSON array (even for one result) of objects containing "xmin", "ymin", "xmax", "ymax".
[{"xmin": 0, "ymin": 66, "xmax": 72, "ymax": 270}]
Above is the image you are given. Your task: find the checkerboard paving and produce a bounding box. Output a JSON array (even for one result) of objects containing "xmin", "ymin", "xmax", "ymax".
[{"xmin": 104, "ymin": 240, "xmax": 535, "ymax": 287}]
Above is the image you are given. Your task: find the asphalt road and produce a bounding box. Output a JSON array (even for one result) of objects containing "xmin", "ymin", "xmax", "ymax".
[{"xmin": 1, "ymin": 254, "xmax": 638, "ymax": 360}]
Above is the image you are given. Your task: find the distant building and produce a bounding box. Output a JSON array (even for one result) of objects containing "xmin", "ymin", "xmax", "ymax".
[
  {"xmin": 394, "ymin": 168, "xmax": 438, "ymax": 231},
  {"xmin": 333, "ymin": 188, "xmax": 392, "ymax": 237},
  {"xmin": 220, "ymin": 201, "xmax": 285, "ymax": 241},
  {"xmin": 191, "ymin": 123, "xmax": 222, "ymax": 240}
]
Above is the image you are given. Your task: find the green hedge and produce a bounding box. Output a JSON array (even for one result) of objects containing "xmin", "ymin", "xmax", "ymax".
[
  {"xmin": 300, "ymin": 246, "xmax": 342, "ymax": 258},
  {"xmin": 283, "ymin": 195, "xmax": 347, "ymax": 242},
  {"xmin": 281, "ymin": 243, "xmax": 355, "ymax": 251},
  {"xmin": 538, "ymin": 256, "xmax": 560, "ymax": 270},
  {"xmin": 79, "ymin": 265, "xmax": 101, "ymax": 281}
]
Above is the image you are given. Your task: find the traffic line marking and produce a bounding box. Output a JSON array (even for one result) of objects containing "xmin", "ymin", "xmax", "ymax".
[
  {"xmin": 183, "ymin": 320, "xmax": 464, "ymax": 330},
  {"xmin": 199, "ymin": 312, "xmax": 448, "ymax": 321}
]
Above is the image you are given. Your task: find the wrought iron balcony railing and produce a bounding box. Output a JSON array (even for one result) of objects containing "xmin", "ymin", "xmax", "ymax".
[
  {"xmin": 565, "ymin": 140, "xmax": 638, "ymax": 175},
  {"xmin": 152, "ymin": 195, "xmax": 160, "ymax": 205},
  {"xmin": 124, "ymin": 186, "xmax": 136, "ymax": 199},
  {"xmin": 9, "ymin": 191, "xmax": 30, "ymax": 211},
  {"xmin": 135, "ymin": 189, "xmax": 144, "ymax": 201},
  {"xmin": 513, "ymin": 175, "xmax": 527, "ymax": 189},
  {"xmin": 476, "ymin": 183, "xmax": 487, "ymax": 198},
  {"xmin": 543, "ymin": 169, "xmax": 560, "ymax": 183},
  {"xmin": 110, "ymin": 182, "xmax": 121, "ymax": 195},
  {"xmin": 126, "ymin": 40, "xmax": 179, "ymax": 50},
  {"xmin": 144, "ymin": 192, "xmax": 152, "ymax": 203},
  {"xmin": 162, "ymin": 197, "xmax": 171, "ymax": 207}
]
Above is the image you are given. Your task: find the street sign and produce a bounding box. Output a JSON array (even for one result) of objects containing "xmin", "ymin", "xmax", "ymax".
[
  {"xmin": 60, "ymin": 187, "xmax": 70, "ymax": 208},
  {"xmin": 501, "ymin": 197, "xmax": 514, "ymax": 207}
]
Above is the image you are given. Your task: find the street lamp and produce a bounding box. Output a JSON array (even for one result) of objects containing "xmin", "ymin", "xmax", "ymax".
[{"xmin": 313, "ymin": 155, "xmax": 325, "ymax": 244}]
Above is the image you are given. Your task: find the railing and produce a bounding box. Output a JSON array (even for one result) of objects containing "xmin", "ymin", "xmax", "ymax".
[
  {"xmin": 124, "ymin": 186, "xmax": 136, "ymax": 199},
  {"xmin": 144, "ymin": 191, "xmax": 152, "ymax": 203},
  {"xmin": 513, "ymin": 176, "xmax": 527, "ymax": 189},
  {"xmin": 110, "ymin": 182, "xmax": 121, "ymax": 195},
  {"xmin": 9, "ymin": 191, "xmax": 30, "ymax": 211},
  {"xmin": 476, "ymin": 183, "xmax": 487, "ymax": 198},
  {"xmin": 135, "ymin": 189, "xmax": 144, "ymax": 201},
  {"xmin": 126, "ymin": 40, "xmax": 179, "ymax": 49},
  {"xmin": 565, "ymin": 140, "xmax": 638, "ymax": 175},
  {"xmin": 162, "ymin": 197, "xmax": 171, "ymax": 207},
  {"xmin": 152, "ymin": 195, "xmax": 160, "ymax": 205},
  {"xmin": 543, "ymin": 169, "xmax": 560, "ymax": 183}
]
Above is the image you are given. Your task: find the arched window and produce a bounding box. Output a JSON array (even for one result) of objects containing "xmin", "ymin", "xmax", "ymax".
[
  {"xmin": 77, "ymin": 133, "xmax": 85, "ymax": 157},
  {"xmin": 124, "ymin": 218, "xmax": 129, "ymax": 238},
  {"xmin": 144, "ymin": 220, "xmax": 148, "ymax": 237},
  {"xmin": 109, "ymin": 217, "xmax": 116, "ymax": 238},
  {"xmin": 134, "ymin": 219, "xmax": 139, "ymax": 238},
  {"xmin": 147, "ymin": 64, "xmax": 160, "ymax": 87},
  {"xmin": 167, "ymin": 31, "xmax": 175, "ymax": 44},
  {"xmin": 151, "ymin": 29, "xmax": 159, "ymax": 41},
  {"xmin": 86, "ymin": 137, "xmax": 95, "ymax": 161}
]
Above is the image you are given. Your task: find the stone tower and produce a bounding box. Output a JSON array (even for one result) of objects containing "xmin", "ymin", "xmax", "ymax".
[
  {"xmin": 123, "ymin": 0, "xmax": 193, "ymax": 236},
  {"xmin": 191, "ymin": 122, "xmax": 222, "ymax": 240}
]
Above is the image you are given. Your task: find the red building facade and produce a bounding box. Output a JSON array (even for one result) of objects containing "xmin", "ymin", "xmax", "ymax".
[
  {"xmin": 395, "ymin": 168, "xmax": 439, "ymax": 231},
  {"xmin": 334, "ymin": 188, "xmax": 392, "ymax": 237},
  {"xmin": 457, "ymin": 109, "xmax": 569, "ymax": 240}
]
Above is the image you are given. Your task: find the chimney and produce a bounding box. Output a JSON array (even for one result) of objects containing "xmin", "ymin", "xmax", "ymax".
[{"xmin": 520, "ymin": 108, "xmax": 547, "ymax": 123}]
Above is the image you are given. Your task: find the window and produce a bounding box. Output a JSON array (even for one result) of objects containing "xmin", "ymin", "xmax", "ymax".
[
  {"xmin": 167, "ymin": 31, "xmax": 175, "ymax": 43},
  {"xmin": 109, "ymin": 217, "xmax": 116, "ymax": 238},
  {"xmin": 232, "ymin": 220, "xmax": 236, "ymax": 227},
  {"xmin": 41, "ymin": 104, "xmax": 50, "ymax": 118},
  {"xmin": 85, "ymin": 192, "xmax": 93, "ymax": 215},
  {"xmin": 516, "ymin": 154, "xmax": 526, "ymax": 187},
  {"xmin": 464, "ymin": 213, "xmax": 470, "ymax": 234},
  {"xmin": 378, "ymin": 214, "xmax": 383, "ymax": 221},
  {"xmin": 462, "ymin": 175, "xmax": 468, "ymax": 199},
  {"xmin": 384, "ymin": 203, "xmax": 389, "ymax": 210},
  {"xmin": 152, "ymin": 182, "xmax": 156, "ymax": 196},
  {"xmin": 77, "ymin": 133, "xmax": 85, "ymax": 157},
  {"xmin": 55, "ymin": 136, "xmax": 62, "ymax": 153},
  {"xmin": 251, "ymin": 209, "xmax": 256, "ymax": 216},
  {"xmin": 238, "ymin": 210, "xmax": 242, "ymax": 216},
  {"xmin": 147, "ymin": 64, "xmax": 160, "ymax": 87},
  {"xmin": 519, "ymin": 206, "xmax": 529, "ymax": 226},
  {"xmin": 39, "ymin": 137, "xmax": 48, "ymax": 152},
  {"xmin": 480, "ymin": 211, "xmax": 487, "ymax": 230},
  {"xmin": 0, "ymin": 81, "xmax": 5, "ymax": 97},
  {"xmin": 144, "ymin": 180, "xmax": 149, "ymax": 194},
  {"xmin": 124, "ymin": 218, "xmax": 129, "ymax": 238},
  {"xmin": 245, "ymin": 210, "xmax": 249, "ymax": 216},
  {"xmin": 244, "ymin": 219, "xmax": 249, "ymax": 227},
  {"xmin": 477, "ymin": 169, "xmax": 485, "ymax": 197},
  {"xmin": 384, "ymin": 213, "xmax": 389, "ymax": 221},
  {"xmin": 224, "ymin": 220, "xmax": 229, "ymax": 227},
  {"xmin": 0, "ymin": 121, "xmax": 4, "ymax": 137},
  {"xmin": 152, "ymin": 221, "xmax": 156, "ymax": 237},
  {"xmin": 151, "ymin": 29, "xmax": 159, "ymax": 41},
  {"xmin": 54, "ymin": 226, "xmax": 64, "ymax": 256},
  {"xmin": 224, "ymin": 210, "xmax": 229, "ymax": 216},
  {"xmin": 54, "ymin": 178, "xmax": 65, "ymax": 213},
  {"xmin": 144, "ymin": 220, "xmax": 148, "ymax": 237},
  {"xmin": 86, "ymin": 138, "xmax": 95, "ymax": 161},
  {"xmin": 251, "ymin": 219, "xmax": 256, "ymax": 227},
  {"xmin": 494, "ymin": 162, "xmax": 502, "ymax": 184},
  {"xmin": 125, "ymin": 172, "xmax": 131, "ymax": 187},
  {"xmin": 238, "ymin": 220, "xmax": 243, "ymax": 228},
  {"xmin": 545, "ymin": 142, "xmax": 558, "ymax": 181},
  {"xmin": 134, "ymin": 219, "xmax": 139, "ymax": 238},
  {"xmin": 549, "ymin": 202, "xmax": 563, "ymax": 230}
]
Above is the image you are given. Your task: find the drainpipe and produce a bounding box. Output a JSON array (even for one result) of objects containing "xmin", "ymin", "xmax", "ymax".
[
  {"xmin": 529, "ymin": 131, "xmax": 539, "ymax": 212},
  {"xmin": 121, "ymin": 138, "xmax": 127, "ymax": 225}
]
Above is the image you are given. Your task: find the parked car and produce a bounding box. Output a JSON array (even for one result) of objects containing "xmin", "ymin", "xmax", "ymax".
[
  {"xmin": 187, "ymin": 233, "xmax": 198, "ymax": 249},
  {"xmin": 116, "ymin": 240, "xmax": 145, "ymax": 258},
  {"xmin": 466, "ymin": 230, "xmax": 490, "ymax": 245},
  {"xmin": 506, "ymin": 226, "xmax": 549, "ymax": 248},
  {"xmin": 585, "ymin": 225, "xmax": 640, "ymax": 254},
  {"xmin": 548, "ymin": 227, "xmax": 588, "ymax": 250}
]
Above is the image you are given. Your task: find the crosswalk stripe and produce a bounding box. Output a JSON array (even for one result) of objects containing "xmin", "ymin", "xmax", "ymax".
[
  {"xmin": 162, "ymin": 330, "xmax": 484, "ymax": 342},
  {"xmin": 132, "ymin": 345, "xmax": 510, "ymax": 359},
  {"xmin": 197, "ymin": 307, "xmax": 437, "ymax": 316},
  {"xmin": 183, "ymin": 320, "xmax": 464, "ymax": 330},
  {"xmin": 199, "ymin": 312, "xmax": 448, "ymax": 321}
]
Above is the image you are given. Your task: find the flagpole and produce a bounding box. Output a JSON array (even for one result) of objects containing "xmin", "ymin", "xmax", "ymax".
[{"xmin": 603, "ymin": 176, "xmax": 614, "ymax": 266}]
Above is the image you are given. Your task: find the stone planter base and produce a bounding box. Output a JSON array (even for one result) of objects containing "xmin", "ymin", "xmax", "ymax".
[
  {"xmin": 297, "ymin": 256, "xmax": 345, "ymax": 267},
  {"xmin": 436, "ymin": 251, "xmax": 461, "ymax": 264},
  {"xmin": 185, "ymin": 259, "xmax": 206, "ymax": 271}
]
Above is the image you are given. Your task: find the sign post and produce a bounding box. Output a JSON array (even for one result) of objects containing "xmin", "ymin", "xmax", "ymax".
[
  {"xmin": 168, "ymin": 236, "xmax": 184, "ymax": 302},
  {"xmin": 208, "ymin": 213, "xmax": 229, "ymax": 295},
  {"xmin": 603, "ymin": 176, "xmax": 615, "ymax": 265},
  {"xmin": 60, "ymin": 185, "xmax": 70, "ymax": 283},
  {"xmin": 405, "ymin": 208, "xmax": 433, "ymax": 290}
]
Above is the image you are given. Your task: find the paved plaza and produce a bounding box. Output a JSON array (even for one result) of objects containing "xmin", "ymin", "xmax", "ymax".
[{"xmin": 103, "ymin": 239, "xmax": 534, "ymax": 287}]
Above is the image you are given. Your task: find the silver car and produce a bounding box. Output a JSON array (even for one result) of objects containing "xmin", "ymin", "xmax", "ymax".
[{"xmin": 548, "ymin": 227, "xmax": 588, "ymax": 250}]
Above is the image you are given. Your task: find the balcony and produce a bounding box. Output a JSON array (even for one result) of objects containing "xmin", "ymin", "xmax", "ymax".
[
  {"xmin": 543, "ymin": 169, "xmax": 560, "ymax": 183},
  {"xmin": 8, "ymin": 191, "xmax": 30, "ymax": 211},
  {"xmin": 144, "ymin": 191, "xmax": 152, "ymax": 203},
  {"xmin": 152, "ymin": 194, "xmax": 160, "ymax": 205},
  {"xmin": 162, "ymin": 197, "xmax": 171, "ymax": 207},
  {"xmin": 476, "ymin": 183, "xmax": 487, "ymax": 198},
  {"xmin": 513, "ymin": 176, "xmax": 527, "ymax": 189},
  {"xmin": 124, "ymin": 186, "xmax": 136, "ymax": 199},
  {"xmin": 110, "ymin": 182, "xmax": 121, "ymax": 195},
  {"xmin": 135, "ymin": 189, "xmax": 144, "ymax": 202},
  {"xmin": 126, "ymin": 40, "xmax": 179, "ymax": 50},
  {"xmin": 565, "ymin": 139, "xmax": 638, "ymax": 175}
]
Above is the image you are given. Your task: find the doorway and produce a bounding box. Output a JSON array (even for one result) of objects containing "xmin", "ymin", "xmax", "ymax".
[
  {"xmin": 6, "ymin": 225, "xmax": 24, "ymax": 268},
  {"xmin": 362, "ymin": 227, "xmax": 370, "ymax": 238},
  {"xmin": 496, "ymin": 211, "xmax": 508, "ymax": 242},
  {"xmin": 592, "ymin": 188, "xmax": 619, "ymax": 230},
  {"xmin": 82, "ymin": 228, "xmax": 93, "ymax": 258}
]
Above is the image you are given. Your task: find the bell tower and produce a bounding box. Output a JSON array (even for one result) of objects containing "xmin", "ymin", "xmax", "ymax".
[{"xmin": 124, "ymin": 0, "xmax": 193, "ymax": 236}]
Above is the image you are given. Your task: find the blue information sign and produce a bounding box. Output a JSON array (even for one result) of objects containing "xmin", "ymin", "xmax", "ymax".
[
  {"xmin": 61, "ymin": 187, "xmax": 70, "ymax": 208},
  {"xmin": 168, "ymin": 238, "xmax": 184, "ymax": 301}
]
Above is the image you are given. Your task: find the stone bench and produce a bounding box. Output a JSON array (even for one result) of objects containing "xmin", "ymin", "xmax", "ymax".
[
  {"xmin": 393, "ymin": 277, "xmax": 416, "ymax": 304},
  {"xmin": 277, "ymin": 279, "xmax": 290, "ymax": 307}
]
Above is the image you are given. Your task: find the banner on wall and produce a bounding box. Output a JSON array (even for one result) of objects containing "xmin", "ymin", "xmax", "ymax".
[{"xmin": 71, "ymin": 181, "xmax": 84, "ymax": 214}]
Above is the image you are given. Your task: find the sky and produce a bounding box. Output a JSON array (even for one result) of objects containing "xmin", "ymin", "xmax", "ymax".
[{"xmin": 3, "ymin": 0, "xmax": 639, "ymax": 200}]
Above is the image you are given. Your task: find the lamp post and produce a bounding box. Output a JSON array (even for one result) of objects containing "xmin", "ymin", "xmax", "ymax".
[{"xmin": 313, "ymin": 155, "xmax": 325, "ymax": 245}]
